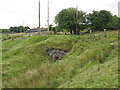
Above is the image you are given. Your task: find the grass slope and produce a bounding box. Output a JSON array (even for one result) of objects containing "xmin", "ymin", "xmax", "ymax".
[{"xmin": 2, "ymin": 31, "xmax": 119, "ymax": 88}]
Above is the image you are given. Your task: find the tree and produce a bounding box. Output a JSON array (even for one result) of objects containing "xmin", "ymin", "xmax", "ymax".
[
  {"xmin": 49, "ymin": 24, "xmax": 56, "ymax": 32},
  {"xmin": 87, "ymin": 10, "xmax": 113, "ymax": 30},
  {"xmin": 25, "ymin": 26, "xmax": 30, "ymax": 31},
  {"xmin": 107, "ymin": 15, "xmax": 119, "ymax": 30},
  {"xmin": 9, "ymin": 26, "xmax": 30, "ymax": 33},
  {"xmin": 55, "ymin": 7, "xmax": 86, "ymax": 34},
  {"xmin": 49, "ymin": 24, "xmax": 53, "ymax": 31},
  {"xmin": 9, "ymin": 27, "xmax": 15, "ymax": 33},
  {"xmin": 1, "ymin": 29, "xmax": 10, "ymax": 33}
]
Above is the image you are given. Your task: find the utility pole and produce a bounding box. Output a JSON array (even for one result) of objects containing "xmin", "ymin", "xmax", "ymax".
[
  {"xmin": 47, "ymin": 0, "xmax": 49, "ymax": 32},
  {"xmin": 38, "ymin": 0, "xmax": 41, "ymax": 35},
  {"xmin": 118, "ymin": 1, "xmax": 120, "ymax": 18},
  {"xmin": 76, "ymin": 5, "xmax": 78, "ymax": 34},
  {"xmin": 23, "ymin": 20, "xmax": 25, "ymax": 26}
]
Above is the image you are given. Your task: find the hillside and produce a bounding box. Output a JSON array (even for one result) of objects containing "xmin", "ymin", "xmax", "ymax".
[{"xmin": 2, "ymin": 31, "xmax": 119, "ymax": 88}]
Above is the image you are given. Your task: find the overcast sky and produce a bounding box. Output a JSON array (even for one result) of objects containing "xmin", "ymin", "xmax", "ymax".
[{"xmin": 0, "ymin": 0, "xmax": 119, "ymax": 29}]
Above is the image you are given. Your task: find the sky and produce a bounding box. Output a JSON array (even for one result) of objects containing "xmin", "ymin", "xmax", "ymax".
[{"xmin": 0, "ymin": 0, "xmax": 119, "ymax": 29}]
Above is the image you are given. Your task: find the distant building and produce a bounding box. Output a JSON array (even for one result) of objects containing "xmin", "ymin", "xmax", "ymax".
[{"xmin": 118, "ymin": 1, "xmax": 120, "ymax": 18}]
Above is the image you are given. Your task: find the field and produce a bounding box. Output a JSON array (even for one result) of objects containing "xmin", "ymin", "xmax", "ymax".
[{"xmin": 2, "ymin": 31, "xmax": 119, "ymax": 88}]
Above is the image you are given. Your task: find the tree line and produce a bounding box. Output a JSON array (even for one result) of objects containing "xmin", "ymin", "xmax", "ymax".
[
  {"xmin": 1, "ymin": 26, "xmax": 30, "ymax": 33},
  {"xmin": 54, "ymin": 8, "xmax": 119, "ymax": 34},
  {"xmin": 9, "ymin": 26, "xmax": 30, "ymax": 33}
]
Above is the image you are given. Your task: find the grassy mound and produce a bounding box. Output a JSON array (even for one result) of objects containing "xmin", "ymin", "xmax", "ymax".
[{"xmin": 2, "ymin": 31, "xmax": 119, "ymax": 88}]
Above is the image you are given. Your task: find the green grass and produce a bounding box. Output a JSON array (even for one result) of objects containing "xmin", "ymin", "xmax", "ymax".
[{"xmin": 2, "ymin": 31, "xmax": 119, "ymax": 88}]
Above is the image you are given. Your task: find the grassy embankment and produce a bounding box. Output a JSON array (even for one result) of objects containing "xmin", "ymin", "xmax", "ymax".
[{"xmin": 2, "ymin": 31, "xmax": 119, "ymax": 88}]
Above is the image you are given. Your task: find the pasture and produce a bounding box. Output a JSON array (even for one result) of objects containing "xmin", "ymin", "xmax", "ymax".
[{"xmin": 2, "ymin": 30, "xmax": 119, "ymax": 88}]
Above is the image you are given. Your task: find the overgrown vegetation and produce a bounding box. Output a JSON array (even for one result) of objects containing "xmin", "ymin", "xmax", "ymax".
[
  {"xmin": 55, "ymin": 8, "xmax": 119, "ymax": 34},
  {"xmin": 2, "ymin": 30, "xmax": 118, "ymax": 88}
]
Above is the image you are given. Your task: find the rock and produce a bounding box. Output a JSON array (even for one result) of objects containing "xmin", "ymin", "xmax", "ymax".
[{"xmin": 46, "ymin": 48, "xmax": 66, "ymax": 61}]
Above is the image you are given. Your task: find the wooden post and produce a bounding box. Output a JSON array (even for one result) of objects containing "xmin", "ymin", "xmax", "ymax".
[
  {"xmin": 38, "ymin": 0, "xmax": 41, "ymax": 35},
  {"xmin": 76, "ymin": 6, "xmax": 78, "ymax": 34},
  {"xmin": 90, "ymin": 29, "xmax": 92, "ymax": 35},
  {"xmin": 47, "ymin": 0, "xmax": 49, "ymax": 32},
  {"xmin": 104, "ymin": 29, "xmax": 107, "ymax": 37}
]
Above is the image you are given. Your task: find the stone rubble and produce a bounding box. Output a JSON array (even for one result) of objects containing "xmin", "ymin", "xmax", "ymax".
[{"xmin": 46, "ymin": 48, "xmax": 67, "ymax": 61}]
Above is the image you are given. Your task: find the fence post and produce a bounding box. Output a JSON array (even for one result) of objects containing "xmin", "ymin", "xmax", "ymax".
[
  {"xmin": 104, "ymin": 29, "xmax": 107, "ymax": 37},
  {"xmin": 90, "ymin": 29, "xmax": 92, "ymax": 35}
]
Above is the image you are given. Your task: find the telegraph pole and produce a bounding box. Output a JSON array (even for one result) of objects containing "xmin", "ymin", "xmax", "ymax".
[
  {"xmin": 118, "ymin": 1, "xmax": 120, "ymax": 18},
  {"xmin": 38, "ymin": 0, "xmax": 41, "ymax": 34},
  {"xmin": 76, "ymin": 5, "xmax": 78, "ymax": 34},
  {"xmin": 47, "ymin": 0, "xmax": 49, "ymax": 32}
]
